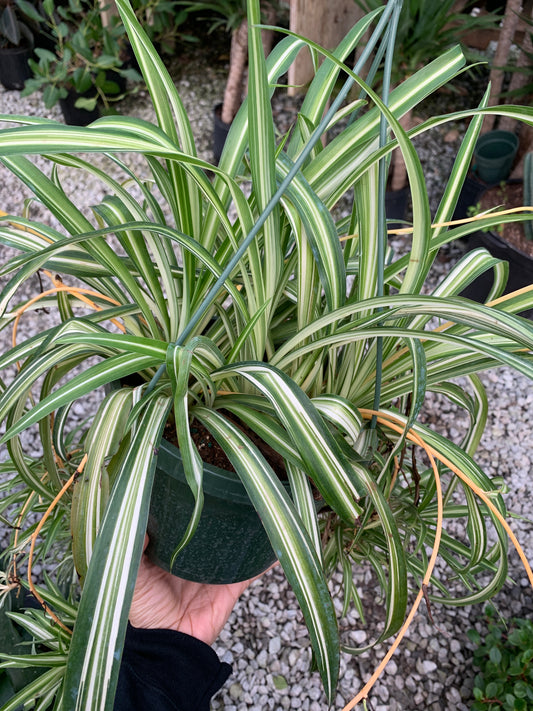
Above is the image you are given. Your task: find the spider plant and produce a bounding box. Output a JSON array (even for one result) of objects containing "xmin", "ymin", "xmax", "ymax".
[{"xmin": 0, "ymin": 0, "xmax": 533, "ymax": 709}]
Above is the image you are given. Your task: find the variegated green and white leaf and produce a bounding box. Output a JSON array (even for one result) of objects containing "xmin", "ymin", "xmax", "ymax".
[
  {"xmin": 166, "ymin": 342, "xmax": 204, "ymax": 564},
  {"xmin": 192, "ymin": 406, "xmax": 340, "ymax": 701},
  {"xmin": 63, "ymin": 394, "xmax": 171, "ymax": 711},
  {"xmin": 0, "ymin": 666, "xmax": 64, "ymax": 711},
  {"xmin": 1, "ymin": 353, "xmax": 161, "ymax": 442},
  {"xmin": 312, "ymin": 395, "xmax": 364, "ymax": 449},
  {"xmin": 215, "ymin": 362, "xmax": 364, "ymax": 522},
  {"xmin": 71, "ymin": 388, "xmax": 134, "ymax": 583}
]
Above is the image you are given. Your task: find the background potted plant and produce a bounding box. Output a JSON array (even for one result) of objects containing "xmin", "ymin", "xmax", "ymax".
[
  {"xmin": 0, "ymin": 0, "xmax": 34, "ymax": 89},
  {"xmin": 353, "ymin": 0, "xmax": 501, "ymax": 222},
  {"xmin": 131, "ymin": 0, "xmax": 198, "ymax": 56},
  {"xmin": 0, "ymin": 0, "xmax": 533, "ymax": 709},
  {"xmin": 182, "ymin": 0, "xmax": 277, "ymax": 161},
  {"xmin": 19, "ymin": 0, "xmax": 140, "ymax": 123},
  {"xmin": 461, "ymin": 152, "xmax": 533, "ymax": 312}
]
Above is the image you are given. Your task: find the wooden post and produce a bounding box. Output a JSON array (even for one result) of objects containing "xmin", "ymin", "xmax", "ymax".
[
  {"xmin": 482, "ymin": 0, "xmax": 524, "ymax": 133},
  {"xmin": 98, "ymin": 0, "xmax": 119, "ymax": 28},
  {"xmin": 500, "ymin": 5, "xmax": 533, "ymax": 134},
  {"xmin": 287, "ymin": 0, "xmax": 364, "ymax": 95}
]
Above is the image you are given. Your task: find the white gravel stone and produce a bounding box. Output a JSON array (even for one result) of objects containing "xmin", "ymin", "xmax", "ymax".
[
  {"xmin": 229, "ymin": 683, "xmax": 243, "ymax": 701},
  {"xmin": 351, "ymin": 629, "xmax": 368, "ymax": 644},
  {"xmin": 268, "ymin": 636, "xmax": 281, "ymax": 655},
  {"xmin": 385, "ymin": 660, "xmax": 398, "ymax": 676}
]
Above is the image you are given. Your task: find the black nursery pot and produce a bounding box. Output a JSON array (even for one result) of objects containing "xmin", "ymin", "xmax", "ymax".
[
  {"xmin": 452, "ymin": 175, "xmax": 485, "ymax": 222},
  {"xmin": 213, "ymin": 103, "xmax": 231, "ymax": 165},
  {"xmin": 146, "ymin": 438, "xmax": 283, "ymax": 584},
  {"xmin": 59, "ymin": 90, "xmax": 100, "ymax": 126},
  {"xmin": 0, "ymin": 44, "xmax": 32, "ymax": 90},
  {"xmin": 460, "ymin": 228, "xmax": 533, "ymax": 319},
  {"xmin": 460, "ymin": 180, "xmax": 533, "ymax": 318},
  {"xmin": 385, "ymin": 186, "xmax": 408, "ymax": 230}
]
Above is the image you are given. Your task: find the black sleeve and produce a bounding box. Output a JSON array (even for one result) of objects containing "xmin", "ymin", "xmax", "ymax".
[{"xmin": 114, "ymin": 624, "xmax": 232, "ymax": 711}]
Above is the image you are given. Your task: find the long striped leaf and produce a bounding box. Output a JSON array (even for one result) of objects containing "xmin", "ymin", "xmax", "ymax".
[
  {"xmin": 277, "ymin": 153, "xmax": 345, "ymax": 311},
  {"xmin": 0, "ymin": 666, "xmax": 64, "ymax": 711},
  {"xmin": 432, "ymin": 248, "xmax": 508, "ymax": 300},
  {"xmin": 312, "ymin": 395, "xmax": 364, "ymax": 450},
  {"xmin": 71, "ymin": 388, "xmax": 134, "ymax": 583},
  {"xmin": 166, "ymin": 342, "xmax": 204, "ymax": 564},
  {"xmin": 0, "ymin": 653, "xmax": 66, "ymax": 668},
  {"xmin": 384, "ymin": 410, "xmax": 510, "ymax": 604},
  {"xmin": 305, "ymin": 46, "xmax": 467, "ymax": 202},
  {"xmin": 202, "ymin": 34, "xmax": 306, "ymax": 250},
  {"xmin": 349, "ymin": 466, "xmax": 408, "ymax": 643},
  {"xmin": 215, "ymin": 362, "xmax": 364, "ymax": 521},
  {"xmin": 0, "ymin": 343, "xmax": 107, "ymax": 427},
  {"xmin": 272, "ymin": 293, "xmax": 533, "ymax": 365},
  {"xmin": 0, "ymin": 219, "xmax": 249, "ymax": 320},
  {"xmin": 287, "ymin": 8, "xmax": 382, "ymax": 157},
  {"xmin": 213, "ymin": 394, "xmax": 305, "ymax": 468},
  {"xmin": 63, "ymin": 394, "xmax": 171, "ymax": 711},
  {"xmin": 94, "ymin": 197, "xmax": 171, "ymax": 339},
  {"xmin": 192, "ymin": 406, "xmax": 340, "ymax": 701},
  {"xmin": 55, "ymin": 332, "xmax": 167, "ymax": 359},
  {"xmin": 429, "ymin": 375, "xmax": 488, "ymax": 459},
  {"xmin": 285, "ymin": 462, "xmax": 323, "ymax": 561},
  {"xmin": 114, "ymin": 0, "xmax": 201, "ymax": 240},
  {"xmin": 247, "ymin": 0, "xmax": 280, "ymax": 338},
  {"xmin": 433, "ymin": 88, "xmax": 489, "ymax": 235},
  {"xmin": 1, "ymin": 353, "xmax": 161, "ymax": 442}
]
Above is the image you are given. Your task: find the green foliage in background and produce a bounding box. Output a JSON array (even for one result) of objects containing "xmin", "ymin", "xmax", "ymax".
[
  {"xmin": 354, "ymin": 0, "xmax": 500, "ymax": 83},
  {"xmin": 469, "ymin": 606, "xmax": 533, "ymax": 711},
  {"xmin": 19, "ymin": 0, "xmax": 137, "ymax": 110}
]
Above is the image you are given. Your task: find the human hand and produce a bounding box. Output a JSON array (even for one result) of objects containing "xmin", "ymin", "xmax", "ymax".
[{"xmin": 129, "ymin": 537, "xmax": 267, "ymax": 646}]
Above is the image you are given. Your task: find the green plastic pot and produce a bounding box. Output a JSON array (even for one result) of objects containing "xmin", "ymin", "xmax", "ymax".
[
  {"xmin": 473, "ymin": 130, "xmax": 519, "ymax": 184},
  {"xmin": 146, "ymin": 438, "xmax": 292, "ymax": 584}
]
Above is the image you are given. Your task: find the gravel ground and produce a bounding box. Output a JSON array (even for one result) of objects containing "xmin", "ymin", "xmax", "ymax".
[{"xmin": 0, "ymin": 40, "xmax": 532, "ymax": 711}]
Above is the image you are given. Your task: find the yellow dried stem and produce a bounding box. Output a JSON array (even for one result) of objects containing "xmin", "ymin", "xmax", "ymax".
[
  {"xmin": 0, "ymin": 211, "xmax": 54, "ymax": 242},
  {"xmin": 12, "ymin": 282, "xmax": 125, "ymax": 355},
  {"xmin": 339, "ymin": 207, "xmax": 533, "ymax": 243},
  {"xmin": 9, "ymin": 488, "xmax": 39, "ymax": 591},
  {"xmin": 388, "ymin": 455, "xmax": 400, "ymax": 498},
  {"xmin": 387, "ymin": 207, "xmax": 533, "ymax": 236},
  {"xmin": 343, "ymin": 408, "xmax": 533, "ymax": 710},
  {"xmin": 27, "ymin": 454, "xmax": 88, "ymax": 635},
  {"xmin": 342, "ymin": 410, "xmax": 443, "ymax": 711}
]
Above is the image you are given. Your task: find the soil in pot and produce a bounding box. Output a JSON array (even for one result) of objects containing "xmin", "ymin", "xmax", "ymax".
[
  {"xmin": 477, "ymin": 181, "xmax": 533, "ymax": 258},
  {"xmin": 164, "ymin": 414, "xmax": 287, "ymax": 478}
]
